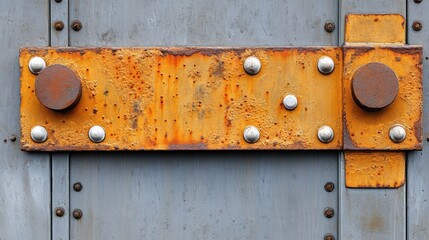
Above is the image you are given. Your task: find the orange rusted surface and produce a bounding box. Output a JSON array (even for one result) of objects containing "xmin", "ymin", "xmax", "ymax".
[
  {"xmin": 345, "ymin": 151, "xmax": 405, "ymax": 188},
  {"xmin": 343, "ymin": 48, "xmax": 423, "ymax": 150},
  {"xmin": 20, "ymin": 47, "xmax": 343, "ymax": 151},
  {"xmin": 345, "ymin": 14, "xmax": 406, "ymax": 44}
]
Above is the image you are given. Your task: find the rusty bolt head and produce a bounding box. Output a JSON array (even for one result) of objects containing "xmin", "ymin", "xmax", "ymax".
[
  {"xmin": 352, "ymin": 62, "xmax": 398, "ymax": 111},
  {"xmin": 54, "ymin": 21, "xmax": 64, "ymax": 31},
  {"xmin": 412, "ymin": 21, "xmax": 423, "ymax": 31},
  {"xmin": 324, "ymin": 20, "xmax": 335, "ymax": 33},
  {"xmin": 414, "ymin": 0, "xmax": 423, "ymax": 3},
  {"xmin": 324, "ymin": 182, "xmax": 335, "ymax": 192},
  {"xmin": 324, "ymin": 233, "xmax": 335, "ymax": 240},
  {"xmin": 73, "ymin": 182, "xmax": 83, "ymax": 192},
  {"xmin": 324, "ymin": 207, "xmax": 335, "ymax": 218},
  {"xmin": 35, "ymin": 64, "xmax": 82, "ymax": 111},
  {"xmin": 55, "ymin": 207, "xmax": 65, "ymax": 217},
  {"xmin": 73, "ymin": 209, "xmax": 83, "ymax": 219},
  {"xmin": 55, "ymin": 0, "xmax": 62, "ymax": 2},
  {"xmin": 9, "ymin": 135, "xmax": 17, "ymax": 142},
  {"xmin": 71, "ymin": 20, "xmax": 82, "ymax": 31}
]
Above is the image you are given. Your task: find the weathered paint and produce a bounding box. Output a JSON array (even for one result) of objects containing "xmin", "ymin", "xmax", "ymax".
[
  {"xmin": 345, "ymin": 151, "xmax": 405, "ymax": 188},
  {"xmin": 20, "ymin": 47, "xmax": 343, "ymax": 151},
  {"xmin": 343, "ymin": 46, "xmax": 423, "ymax": 150},
  {"xmin": 345, "ymin": 14, "xmax": 405, "ymax": 44}
]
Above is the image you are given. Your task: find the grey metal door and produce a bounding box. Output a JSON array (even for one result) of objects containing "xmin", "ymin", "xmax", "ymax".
[{"xmin": 1, "ymin": 0, "xmax": 422, "ymax": 240}]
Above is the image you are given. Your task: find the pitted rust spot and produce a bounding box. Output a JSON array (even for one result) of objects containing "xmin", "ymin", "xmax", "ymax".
[{"xmin": 168, "ymin": 142, "xmax": 208, "ymax": 150}]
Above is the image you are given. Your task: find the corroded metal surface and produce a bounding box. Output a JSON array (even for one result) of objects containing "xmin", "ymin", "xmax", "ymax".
[
  {"xmin": 343, "ymin": 46, "xmax": 422, "ymax": 150},
  {"xmin": 345, "ymin": 14, "xmax": 406, "ymax": 44},
  {"xmin": 35, "ymin": 64, "xmax": 82, "ymax": 111},
  {"xmin": 20, "ymin": 47, "xmax": 343, "ymax": 151},
  {"xmin": 351, "ymin": 62, "xmax": 399, "ymax": 111},
  {"xmin": 345, "ymin": 151, "xmax": 405, "ymax": 188}
]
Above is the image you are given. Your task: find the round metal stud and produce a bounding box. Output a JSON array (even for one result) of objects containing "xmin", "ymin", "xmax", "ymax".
[
  {"xmin": 317, "ymin": 56, "xmax": 335, "ymax": 74},
  {"xmin": 73, "ymin": 182, "xmax": 83, "ymax": 192},
  {"xmin": 283, "ymin": 95, "xmax": 298, "ymax": 110},
  {"xmin": 243, "ymin": 126, "xmax": 260, "ymax": 143},
  {"xmin": 389, "ymin": 124, "xmax": 406, "ymax": 143},
  {"xmin": 30, "ymin": 126, "xmax": 48, "ymax": 143},
  {"xmin": 35, "ymin": 64, "xmax": 82, "ymax": 111},
  {"xmin": 324, "ymin": 233, "xmax": 335, "ymax": 240},
  {"xmin": 318, "ymin": 125, "xmax": 334, "ymax": 143},
  {"xmin": 352, "ymin": 62, "xmax": 399, "ymax": 111},
  {"xmin": 88, "ymin": 126, "xmax": 106, "ymax": 143},
  {"xmin": 324, "ymin": 207, "xmax": 335, "ymax": 218},
  {"xmin": 72, "ymin": 209, "xmax": 83, "ymax": 220},
  {"xmin": 55, "ymin": 207, "xmax": 65, "ymax": 217},
  {"xmin": 243, "ymin": 56, "xmax": 261, "ymax": 75},
  {"xmin": 28, "ymin": 57, "xmax": 46, "ymax": 74}
]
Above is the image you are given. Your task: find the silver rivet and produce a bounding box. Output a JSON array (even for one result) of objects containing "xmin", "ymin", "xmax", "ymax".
[
  {"xmin": 28, "ymin": 57, "xmax": 46, "ymax": 74},
  {"xmin": 318, "ymin": 125, "xmax": 334, "ymax": 143},
  {"xmin": 283, "ymin": 95, "xmax": 298, "ymax": 110},
  {"xmin": 88, "ymin": 126, "xmax": 105, "ymax": 143},
  {"xmin": 243, "ymin": 56, "xmax": 261, "ymax": 75},
  {"xmin": 317, "ymin": 56, "xmax": 334, "ymax": 74},
  {"xmin": 389, "ymin": 124, "xmax": 406, "ymax": 143},
  {"xmin": 30, "ymin": 126, "xmax": 48, "ymax": 143},
  {"xmin": 243, "ymin": 125, "xmax": 260, "ymax": 143}
]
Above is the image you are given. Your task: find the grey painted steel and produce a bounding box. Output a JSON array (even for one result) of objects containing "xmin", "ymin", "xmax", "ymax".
[
  {"xmin": 51, "ymin": 2, "xmax": 70, "ymax": 240},
  {"xmin": 70, "ymin": 0, "xmax": 338, "ymax": 46},
  {"xmin": 69, "ymin": 1, "xmax": 339, "ymax": 239},
  {"xmin": 339, "ymin": 1, "xmax": 406, "ymax": 239},
  {"xmin": 51, "ymin": 0, "xmax": 69, "ymax": 47},
  {"xmin": 407, "ymin": 0, "xmax": 429, "ymax": 239},
  {"xmin": 0, "ymin": 1, "xmax": 51, "ymax": 239},
  {"xmin": 70, "ymin": 152, "xmax": 338, "ymax": 240},
  {"xmin": 339, "ymin": 154, "xmax": 406, "ymax": 240},
  {"xmin": 339, "ymin": 0, "xmax": 406, "ymax": 44},
  {"xmin": 52, "ymin": 154, "xmax": 70, "ymax": 240}
]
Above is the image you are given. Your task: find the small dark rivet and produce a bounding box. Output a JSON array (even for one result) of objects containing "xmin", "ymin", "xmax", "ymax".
[
  {"xmin": 73, "ymin": 182, "xmax": 83, "ymax": 192},
  {"xmin": 324, "ymin": 182, "xmax": 335, "ymax": 192},
  {"xmin": 426, "ymin": 136, "xmax": 429, "ymax": 142},
  {"xmin": 324, "ymin": 233, "xmax": 335, "ymax": 240},
  {"xmin": 9, "ymin": 135, "xmax": 17, "ymax": 142},
  {"xmin": 324, "ymin": 207, "xmax": 335, "ymax": 218},
  {"xmin": 71, "ymin": 20, "xmax": 82, "ymax": 31},
  {"xmin": 414, "ymin": 0, "xmax": 422, "ymax": 3},
  {"xmin": 324, "ymin": 20, "xmax": 335, "ymax": 33},
  {"xmin": 55, "ymin": 207, "xmax": 65, "ymax": 217},
  {"xmin": 412, "ymin": 21, "xmax": 423, "ymax": 31},
  {"xmin": 55, "ymin": 0, "xmax": 62, "ymax": 2},
  {"xmin": 54, "ymin": 21, "xmax": 64, "ymax": 31},
  {"xmin": 73, "ymin": 209, "xmax": 83, "ymax": 219}
]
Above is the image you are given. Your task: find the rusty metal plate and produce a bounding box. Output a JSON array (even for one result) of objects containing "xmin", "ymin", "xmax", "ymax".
[
  {"xmin": 20, "ymin": 47, "xmax": 343, "ymax": 151},
  {"xmin": 345, "ymin": 151, "xmax": 405, "ymax": 188},
  {"xmin": 345, "ymin": 14, "xmax": 406, "ymax": 44},
  {"xmin": 343, "ymin": 46, "xmax": 423, "ymax": 150}
]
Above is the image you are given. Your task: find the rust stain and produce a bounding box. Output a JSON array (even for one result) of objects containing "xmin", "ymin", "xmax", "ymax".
[{"xmin": 345, "ymin": 151, "xmax": 405, "ymax": 188}]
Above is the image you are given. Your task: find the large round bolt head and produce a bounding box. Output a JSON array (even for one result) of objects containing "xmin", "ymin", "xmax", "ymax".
[
  {"xmin": 352, "ymin": 62, "xmax": 398, "ymax": 111},
  {"xmin": 318, "ymin": 125, "xmax": 334, "ymax": 143},
  {"xmin": 389, "ymin": 125, "xmax": 406, "ymax": 143},
  {"xmin": 317, "ymin": 56, "xmax": 335, "ymax": 74},
  {"xmin": 30, "ymin": 126, "xmax": 48, "ymax": 143},
  {"xmin": 88, "ymin": 126, "xmax": 106, "ymax": 143},
  {"xmin": 28, "ymin": 57, "xmax": 46, "ymax": 74},
  {"xmin": 283, "ymin": 95, "xmax": 298, "ymax": 110},
  {"xmin": 243, "ymin": 56, "xmax": 261, "ymax": 75},
  {"xmin": 243, "ymin": 126, "xmax": 260, "ymax": 143}
]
